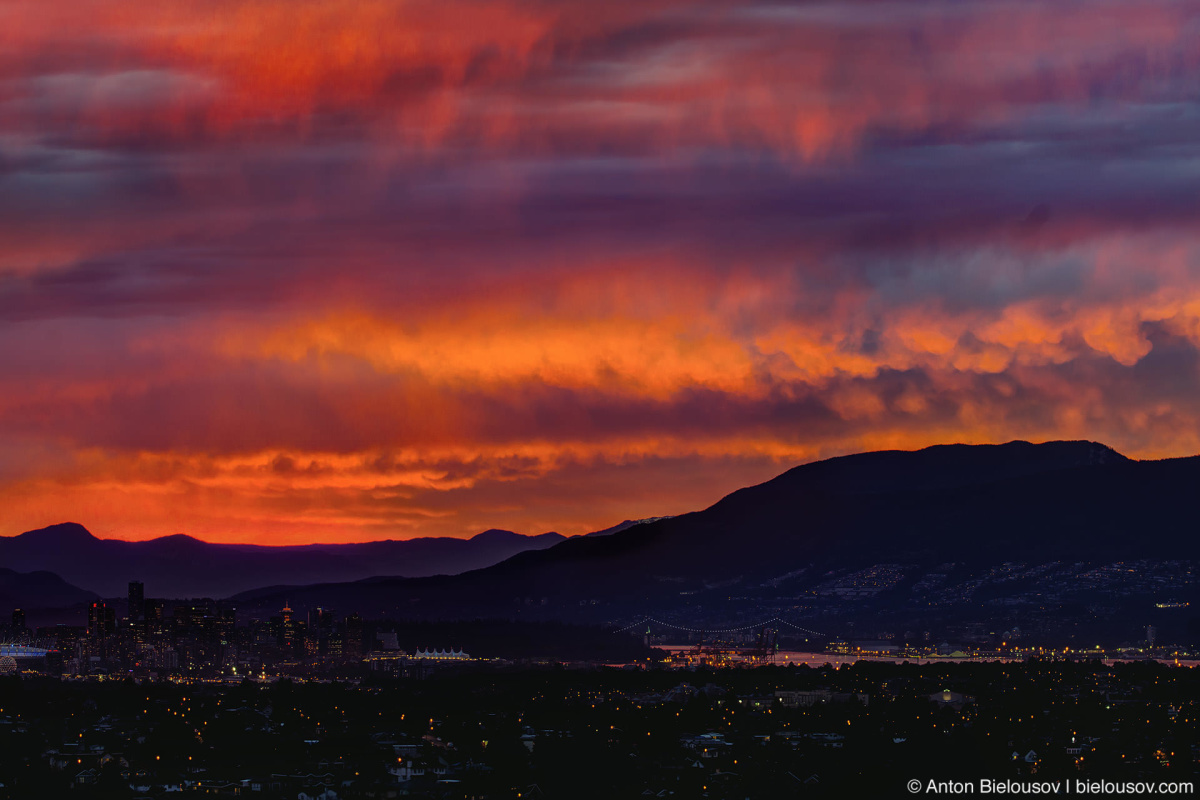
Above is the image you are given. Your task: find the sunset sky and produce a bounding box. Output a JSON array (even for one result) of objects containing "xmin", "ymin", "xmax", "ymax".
[{"xmin": 3, "ymin": 0, "xmax": 1200, "ymax": 544}]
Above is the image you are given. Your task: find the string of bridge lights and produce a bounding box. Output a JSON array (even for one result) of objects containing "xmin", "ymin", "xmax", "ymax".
[{"xmin": 613, "ymin": 617, "xmax": 826, "ymax": 637}]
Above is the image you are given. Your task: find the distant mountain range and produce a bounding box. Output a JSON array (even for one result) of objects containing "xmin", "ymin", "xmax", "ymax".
[
  {"xmin": 0, "ymin": 568, "xmax": 97, "ymax": 613},
  {"xmin": 7, "ymin": 440, "xmax": 1198, "ymax": 643},
  {"xmin": 228, "ymin": 440, "xmax": 1200, "ymax": 628},
  {"xmin": 0, "ymin": 525, "xmax": 568, "ymax": 599}
]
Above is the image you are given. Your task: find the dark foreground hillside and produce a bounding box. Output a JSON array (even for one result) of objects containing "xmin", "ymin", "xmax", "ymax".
[{"xmin": 0, "ymin": 659, "xmax": 1195, "ymax": 799}]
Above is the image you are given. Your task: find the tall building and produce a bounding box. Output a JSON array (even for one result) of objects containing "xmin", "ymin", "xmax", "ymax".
[
  {"xmin": 345, "ymin": 613, "xmax": 364, "ymax": 659},
  {"xmin": 87, "ymin": 602, "xmax": 116, "ymax": 659},
  {"xmin": 174, "ymin": 598, "xmax": 216, "ymax": 633},
  {"xmin": 10, "ymin": 609, "xmax": 25, "ymax": 637},
  {"xmin": 144, "ymin": 599, "xmax": 168, "ymax": 638},
  {"xmin": 215, "ymin": 606, "xmax": 236, "ymax": 646},
  {"xmin": 310, "ymin": 607, "xmax": 335, "ymax": 637},
  {"xmin": 128, "ymin": 581, "xmax": 144, "ymax": 624},
  {"xmin": 280, "ymin": 603, "xmax": 298, "ymax": 653},
  {"xmin": 87, "ymin": 602, "xmax": 115, "ymax": 637}
]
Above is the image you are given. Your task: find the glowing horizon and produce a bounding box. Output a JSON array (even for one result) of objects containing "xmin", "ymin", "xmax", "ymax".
[{"xmin": 3, "ymin": 0, "xmax": 1200, "ymax": 544}]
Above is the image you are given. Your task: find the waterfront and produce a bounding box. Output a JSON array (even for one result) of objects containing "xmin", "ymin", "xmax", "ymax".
[{"xmin": 656, "ymin": 645, "xmax": 1200, "ymax": 668}]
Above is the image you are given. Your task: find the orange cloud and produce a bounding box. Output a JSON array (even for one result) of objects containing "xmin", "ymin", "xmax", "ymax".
[
  {"xmin": 3, "ymin": 1, "xmax": 1200, "ymax": 545},
  {"xmin": 2, "ymin": 0, "xmax": 1194, "ymax": 159}
]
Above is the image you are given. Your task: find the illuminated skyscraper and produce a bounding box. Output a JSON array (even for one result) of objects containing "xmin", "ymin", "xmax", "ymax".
[
  {"xmin": 87, "ymin": 602, "xmax": 115, "ymax": 637},
  {"xmin": 281, "ymin": 603, "xmax": 298, "ymax": 652}
]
